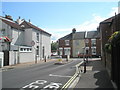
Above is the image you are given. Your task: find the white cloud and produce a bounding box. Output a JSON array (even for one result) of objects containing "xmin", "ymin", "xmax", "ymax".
[
  {"xmin": 75, "ymin": 14, "xmax": 106, "ymax": 31},
  {"xmin": 76, "ymin": 7, "xmax": 118, "ymax": 32},
  {"xmin": 45, "ymin": 6, "xmax": 119, "ymax": 42},
  {"xmin": 44, "ymin": 28, "xmax": 73, "ymax": 42},
  {"xmin": 108, "ymin": 7, "xmax": 118, "ymax": 17}
]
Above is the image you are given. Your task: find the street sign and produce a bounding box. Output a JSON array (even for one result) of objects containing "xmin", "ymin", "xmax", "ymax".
[{"xmin": 31, "ymin": 40, "xmax": 35, "ymax": 46}]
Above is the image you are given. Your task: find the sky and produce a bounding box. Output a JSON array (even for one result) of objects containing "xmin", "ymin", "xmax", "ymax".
[{"xmin": 1, "ymin": 0, "xmax": 119, "ymax": 42}]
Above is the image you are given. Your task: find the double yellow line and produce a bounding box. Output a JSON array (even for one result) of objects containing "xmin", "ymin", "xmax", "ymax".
[{"xmin": 61, "ymin": 61, "xmax": 84, "ymax": 90}]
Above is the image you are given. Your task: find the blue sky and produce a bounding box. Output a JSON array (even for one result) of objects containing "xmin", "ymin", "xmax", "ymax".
[{"xmin": 1, "ymin": 1, "xmax": 119, "ymax": 41}]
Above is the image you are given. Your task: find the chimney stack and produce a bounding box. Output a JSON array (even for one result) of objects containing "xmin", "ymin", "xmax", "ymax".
[
  {"xmin": 16, "ymin": 16, "xmax": 24, "ymax": 25},
  {"xmin": 29, "ymin": 19, "xmax": 31, "ymax": 23},
  {"xmin": 5, "ymin": 15, "xmax": 13, "ymax": 21},
  {"xmin": 72, "ymin": 28, "xmax": 76, "ymax": 33}
]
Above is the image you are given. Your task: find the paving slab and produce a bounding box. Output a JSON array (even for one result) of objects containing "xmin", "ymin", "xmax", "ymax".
[{"xmin": 75, "ymin": 59, "xmax": 114, "ymax": 90}]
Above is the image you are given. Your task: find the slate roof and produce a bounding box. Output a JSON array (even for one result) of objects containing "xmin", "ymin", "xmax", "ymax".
[
  {"xmin": 20, "ymin": 20, "xmax": 51, "ymax": 36},
  {"xmin": 59, "ymin": 32, "xmax": 85, "ymax": 40},
  {"xmin": 59, "ymin": 33, "xmax": 72, "ymax": 40},
  {"xmin": 86, "ymin": 31, "xmax": 99, "ymax": 39},
  {"xmin": 100, "ymin": 16, "xmax": 114, "ymax": 24},
  {"xmin": 0, "ymin": 17, "xmax": 22, "ymax": 30},
  {"xmin": 72, "ymin": 32, "xmax": 85, "ymax": 40}
]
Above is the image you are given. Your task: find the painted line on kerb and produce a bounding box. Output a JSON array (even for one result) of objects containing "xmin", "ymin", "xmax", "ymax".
[
  {"xmin": 61, "ymin": 61, "xmax": 84, "ymax": 90},
  {"xmin": 49, "ymin": 74, "xmax": 72, "ymax": 78}
]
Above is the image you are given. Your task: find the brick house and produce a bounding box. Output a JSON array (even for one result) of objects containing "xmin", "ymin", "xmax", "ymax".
[
  {"xmin": 85, "ymin": 30, "xmax": 101, "ymax": 57},
  {"xmin": 58, "ymin": 29, "xmax": 85, "ymax": 58},
  {"xmin": 99, "ymin": 13, "xmax": 120, "ymax": 89}
]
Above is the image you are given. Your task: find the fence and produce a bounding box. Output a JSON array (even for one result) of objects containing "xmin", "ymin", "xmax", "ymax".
[{"xmin": 111, "ymin": 43, "xmax": 120, "ymax": 89}]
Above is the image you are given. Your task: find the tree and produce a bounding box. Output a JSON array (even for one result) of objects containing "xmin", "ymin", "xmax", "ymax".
[{"xmin": 51, "ymin": 42, "xmax": 58, "ymax": 52}]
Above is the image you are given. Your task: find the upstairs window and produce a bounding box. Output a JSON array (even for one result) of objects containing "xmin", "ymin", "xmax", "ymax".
[
  {"xmin": 91, "ymin": 39, "xmax": 96, "ymax": 46},
  {"xmin": 65, "ymin": 40, "xmax": 70, "ymax": 46},
  {"xmin": 36, "ymin": 33, "xmax": 39, "ymax": 42},
  {"xmin": 36, "ymin": 46, "xmax": 39, "ymax": 55}
]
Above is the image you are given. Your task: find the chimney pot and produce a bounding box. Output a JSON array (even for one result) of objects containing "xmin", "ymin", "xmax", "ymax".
[{"xmin": 72, "ymin": 28, "xmax": 76, "ymax": 33}]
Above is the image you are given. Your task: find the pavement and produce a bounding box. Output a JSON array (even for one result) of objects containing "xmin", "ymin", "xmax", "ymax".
[{"xmin": 75, "ymin": 58, "xmax": 115, "ymax": 90}]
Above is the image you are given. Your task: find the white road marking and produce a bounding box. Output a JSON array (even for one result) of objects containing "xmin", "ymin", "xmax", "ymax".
[
  {"xmin": 43, "ymin": 82, "xmax": 62, "ymax": 89},
  {"xmin": 22, "ymin": 80, "xmax": 62, "ymax": 89},
  {"xmin": 22, "ymin": 80, "xmax": 47, "ymax": 88},
  {"xmin": 49, "ymin": 74, "xmax": 72, "ymax": 78}
]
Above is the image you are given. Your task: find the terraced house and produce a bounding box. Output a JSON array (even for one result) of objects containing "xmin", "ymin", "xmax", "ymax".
[
  {"xmin": 58, "ymin": 29, "xmax": 85, "ymax": 58},
  {"xmin": 0, "ymin": 15, "xmax": 51, "ymax": 66},
  {"xmin": 58, "ymin": 28, "xmax": 101, "ymax": 58}
]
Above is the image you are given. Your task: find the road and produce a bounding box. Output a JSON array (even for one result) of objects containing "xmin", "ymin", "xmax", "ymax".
[{"xmin": 2, "ymin": 59, "xmax": 82, "ymax": 89}]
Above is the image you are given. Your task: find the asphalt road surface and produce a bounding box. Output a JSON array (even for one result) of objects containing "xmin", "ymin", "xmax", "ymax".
[{"xmin": 2, "ymin": 59, "xmax": 82, "ymax": 89}]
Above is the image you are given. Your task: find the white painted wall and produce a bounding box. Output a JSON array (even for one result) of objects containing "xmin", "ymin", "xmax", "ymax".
[
  {"xmin": 1, "ymin": 19, "xmax": 51, "ymax": 65},
  {"xmin": 32, "ymin": 29, "xmax": 41, "ymax": 60},
  {"xmin": 0, "ymin": 52, "xmax": 4, "ymax": 67},
  {"xmin": 11, "ymin": 28, "xmax": 24, "ymax": 46},
  {"xmin": 41, "ymin": 32, "xmax": 51, "ymax": 59},
  {"xmin": 9, "ymin": 51, "xmax": 17, "ymax": 65},
  {"xmin": 24, "ymin": 28, "xmax": 32, "ymax": 46},
  {"xmin": 0, "ymin": 21, "xmax": 12, "ymax": 51},
  {"xmin": 31, "ymin": 29, "xmax": 51, "ymax": 61},
  {"xmin": 19, "ymin": 52, "xmax": 34, "ymax": 63}
]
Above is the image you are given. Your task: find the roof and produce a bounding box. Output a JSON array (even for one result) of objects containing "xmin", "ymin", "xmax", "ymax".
[
  {"xmin": 0, "ymin": 17, "xmax": 22, "ymax": 30},
  {"xmin": 100, "ymin": 16, "xmax": 114, "ymax": 24},
  {"xmin": 100, "ymin": 13, "xmax": 120, "ymax": 25},
  {"xmin": 59, "ymin": 33, "xmax": 72, "ymax": 40},
  {"xmin": 20, "ymin": 20, "xmax": 51, "ymax": 36},
  {"xmin": 86, "ymin": 31, "xmax": 99, "ymax": 39},
  {"xmin": 59, "ymin": 31, "xmax": 85, "ymax": 40},
  {"xmin": 72, "ymin": 32, "xmax": 85, "ymax": 40}
]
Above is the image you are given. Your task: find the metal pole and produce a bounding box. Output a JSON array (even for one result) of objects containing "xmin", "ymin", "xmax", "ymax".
[
  {"xmin": 83, "ymin": 48, "xmax": 86, "ymax": 73},
  {"xmin": 84, "ymin": 59, "xmax": 86, "ymax": 73},
  {"xmin": 35, "ymin": 50, "xmax": 37, "ymax": 64}
]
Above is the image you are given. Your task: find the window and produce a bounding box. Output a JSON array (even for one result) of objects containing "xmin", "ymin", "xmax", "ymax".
[
  {"xmin": 85, "ymin": 43, "xmax": 89, "ymax": 47},
  {"xmin": 59, "ymin": 48, "xmax": 63, "ymax": 55},
  {"xmin": 1, "ymin": 29, "xmax": 5, "ymax": 35},
  {"xmin": 27, "ymin": 48, "xmax": 29, "ymax": 51},
  {"xmin": 64, "ymin": 48, "xmax": 70, "ymax": 55},
  {"xmin": 24, "ymin": 48, "xmax": 26, "ymax": 51},
  {"xmin": 20, "ymin": 48, "xmax": 23, "ymax": 51},
  {"xmin": 85, "ymin": 39, "xmax": 89, "ymax": 47},
  {"xmin": 91, "ymin": 39, "xmax": 96, "ymax": 46},
  {"xmin": 65, "ymin": 40, "xmax": 70, "ymax": 46},
  {"xmin": 36, "ymin": 46, "xmax": 39, "ymax": 55},
  {"xmin": 36, "ymin": 33, "xmax": 39, "ymax": 42},
  {"xmin": 91, "ymin": 47, "xmax": 96, "ymax": 55},
  {"xmin": 20, "ymin": 47, "xmax": 32, "ymax": 52}
]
